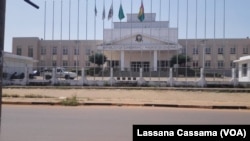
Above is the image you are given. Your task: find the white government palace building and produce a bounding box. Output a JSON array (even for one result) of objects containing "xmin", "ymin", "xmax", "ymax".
[{"xmin": 12, "ymin": 13, "xmax": 250, "ymax": 74}]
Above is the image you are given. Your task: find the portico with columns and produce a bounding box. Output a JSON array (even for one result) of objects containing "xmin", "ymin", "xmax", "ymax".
[{"xmin": 98, "ymin": 13, "xmax": 182, "ymax": 72}]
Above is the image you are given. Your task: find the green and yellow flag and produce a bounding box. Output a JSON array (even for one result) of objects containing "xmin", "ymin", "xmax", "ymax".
[{"xmin": 138, "ymin": 0, "xmax": 145, "ymax": 22}]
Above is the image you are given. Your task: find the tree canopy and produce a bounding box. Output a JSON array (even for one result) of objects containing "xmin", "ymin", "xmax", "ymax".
[
  {"xmin": 89, "ymin": 53, "xmax": 107, "ymax": 67},
  {"xmin": 170, "ymin": 54, "xmax": 191, "ymax": 67}
]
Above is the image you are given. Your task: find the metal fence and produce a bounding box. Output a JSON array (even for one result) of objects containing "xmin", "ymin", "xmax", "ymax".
[{"xmin": 2, "ymin": 66, "xmax": 239, "ymax": 87}]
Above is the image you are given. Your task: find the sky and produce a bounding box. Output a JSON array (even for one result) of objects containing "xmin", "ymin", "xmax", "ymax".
[{"xmin": 4, "ymin": 0, "xmax": 250, "ymax": 52}]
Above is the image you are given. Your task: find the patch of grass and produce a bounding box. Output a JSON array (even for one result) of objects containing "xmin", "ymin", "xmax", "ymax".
[
  {"xmin": 2, "ymin": 94, "xmax": 20, "ymax": 98},
  {"xmin": 60, "ymin": 95, "xmax": 79, "ymax": 106},
  {"xmin": 24, "ymin": 94, "xmax": 53, "ymax": 98}
]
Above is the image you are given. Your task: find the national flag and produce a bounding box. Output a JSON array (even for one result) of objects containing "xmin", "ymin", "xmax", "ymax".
[
  {"xmin": 102, "ymin": 5, "xmax": 105, "ymax": 20},
  {"xmin": 108, "ymin": 3, "xmax": 113, "ymax": 20},
  {"xmin": 138, "ymin": 0, "xmax": 145, "ymax": 22},
  {"xmin": 118, "ymin": 3, "xmax": 125, "ymax": 20},
  {"xmin": 94, "ymin": 4, "xmax": 97, "ymax": 16}
]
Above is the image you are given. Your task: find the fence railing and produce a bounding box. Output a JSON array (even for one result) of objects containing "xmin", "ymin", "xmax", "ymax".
[{"xmin": 2, "ymin": 66, "xmax": 240, "ymax": 87}]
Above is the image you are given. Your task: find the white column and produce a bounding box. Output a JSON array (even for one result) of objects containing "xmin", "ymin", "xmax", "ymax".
[
  {"xmin": 153, "ymin": 50, "xmax": 157, "ymax": 71},
  {"xmin": 120, "ymin": 50, "xmax": 125, "ymax": 71}
]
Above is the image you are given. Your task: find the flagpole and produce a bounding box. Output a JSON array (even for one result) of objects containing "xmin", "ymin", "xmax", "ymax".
[
  {"xmin": 119, "ymin": 0, "xmax": 122, "ymax": 72},
  {"xmin": 130, "ymin": 0, "xmax": 132, "ymax": 78},
  {"xmin": 223, "ymin": 0, "xmax": 226, "ymax": 70},
  {"xmin": 77, "ymin": 0, "xmax": 79, "ymax": 76},
  {"xmin": 185, "ymin": 0, "xmax": 188, "ymax": 82},
  {"xmin": 94, "ymin": 0, "xmax": 96, "ymax": 80},
  {"xmin": 213, "ymin": 0, "xmax": 216, "ymax": 70},
  {"xmin": 158, "ymin": 0, "xmax": 162, "ymax": 83},
  {"xmin": 150, "ymin": 0, "xmax": 152, "ymax": 80},
  {"xmin": 102, "ymin": 0, "xmax": 105, "ymax": 80},
  {"xmin": 167, "ymin": 0, "xmax": 170, "ymax": 76},
  {"xmin": 110, "ymin": 0, "xmax": 113, "ymax": 76},
  {"xmin": 176, "ymin": 0, "xmax": 179, "ymax": 80},
  {"xmin": 195, "ymin": 0, "xmax": 198, "ymax": 80},
  {"xmin": 203, "ymin": 0, "xmax": 207, "ymax": 71},
  {"xmin": 60, "ymin": 0, "xmax": 63, "ymax": 67},
  {"xmin": 140, "ymin": 0, "xmax": 143, "ymax": 78},
  {"xmin": 44, "ymin": 0, "xmax": 46, "ymax": 40},
  {"xmin": 86, "ymin": 0, "xmax": 88, "ymax": 40},
  {"xmin": 51, "ymin": 0, "xmax": 55, "ymax": 67},
  {"xmin": 69, "ymin": 0, "xmax": 71, "ymax": 40}
]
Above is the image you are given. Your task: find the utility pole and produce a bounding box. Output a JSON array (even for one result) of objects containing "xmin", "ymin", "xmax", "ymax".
[{"xmin": 0, "ymin": 0, "xmax": 6, "ymax": 127}]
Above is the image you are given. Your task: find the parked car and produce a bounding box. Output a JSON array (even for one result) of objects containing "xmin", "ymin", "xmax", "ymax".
[{"xmin": 44, "ymin": 67, "xmax": 77, "ymax": 80}]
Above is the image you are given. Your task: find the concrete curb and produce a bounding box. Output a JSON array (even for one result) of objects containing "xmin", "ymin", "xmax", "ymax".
[
  {"xmin": 4, "ymin": 86, "xmax": 250, "ymax": 93},
  {"xmin": 3, "ymin": 101, "xmax": 250, "ymax": 110}
]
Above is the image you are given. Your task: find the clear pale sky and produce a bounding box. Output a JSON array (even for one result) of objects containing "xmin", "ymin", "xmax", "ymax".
[{"xmin": 4, "ymin": 0, "xmax": 250, "ymax": 52}]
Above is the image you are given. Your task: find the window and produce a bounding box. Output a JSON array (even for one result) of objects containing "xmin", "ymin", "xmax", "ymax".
[
  {"xmin": 131, "ymin": 62, "xmax": 140, "ymax": 72},
  {"xmin": 218, "ymin": 61, "xmax": 224, "ymax": 69},
  {"xmin": 63, "ymin": 47, "xmax": 68, "ymax": 55},
  {"xmin": 182, "ymin": 48, "xmax": 186, "ymax": 54},
  {"xmin": 28, "ymin": 47, "xmax": 33, "ymax": 57},
  {"xmin": 230, "ymin": 47, "xmax": 236, "ymax": 54},
  {"xmin": 193, "ymin": 48, "xmax": 198, "ymax": 54},
  {"xmin": 157, "ymin": 60, "xmax": 169, "ymax": 71},
  {"xmin": 52, "ymin": 47, "xmax": 57, "ymax": 55},
  {"xmin": 52, "ymin": 61, "xmax": 57, "ymax": 67},
  {"xmin": 41, "ymin": 47, "xmax": 46, "ymax": 55},
  {"xmin": 40, "ymin": 61, "xmax": 45, "ymax": 66},
  {"xmin": 86, "ymin": 48, "xmax": 91, "ymax": 55},
  {"xmin": 16, "ymin": 47, "xmax": 22, "ymax": 55},
  {"xmin": 243, "ymin": 47, "xmax": 248, "ymax": 54},
  {"xmin": 242, "ymin": 63, "xmax": 247, "ymax": 77},
  {"xmin": 230, "ymin": 61, "xmax": 236, "ymax": 68},
  {"xmin": 108, "ymin": 60, "xmax": 119, "ymax": 67},
  {"xmin": 218, "ymin": 48, "xmax": 223, "ymax": 54},
  {"xmin": 85, "ymin": 61, "xmax": 90, "ymax": 67},
  {"xmin": 205, "ymin": 61, "xmax": 211, "ymax": 68},
  {"xmin": 193, "ymin": 61, "xmax": 199, "ymax": 68},
  {"xmin": 74, "ymin": 61, "xmax": 79, "ymax": 67},
  {"xmin": 205, "ymin": 47, "xmax": 211, "ymax": 54},
  {"xmin": 63, "ymin": 61, "xmax": 68, "ymax": 67},
  {"xmin": 74, "ymin": 48, "xmax": 79, "ymax": 55}
]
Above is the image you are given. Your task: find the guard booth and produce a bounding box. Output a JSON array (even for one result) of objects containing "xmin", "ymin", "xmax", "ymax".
[{"xmin": 234, "ymin": 56, "xmax": 250, "ymax": 83}]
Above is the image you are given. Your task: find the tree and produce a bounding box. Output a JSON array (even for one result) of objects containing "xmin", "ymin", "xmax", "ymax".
[
  {"xmin": 89, "ymin": 53, "xmax": 107, "ymax": 67},
  {"xmin": 170, "ymin": 54, "xmax": 191, "ymax": 67}
]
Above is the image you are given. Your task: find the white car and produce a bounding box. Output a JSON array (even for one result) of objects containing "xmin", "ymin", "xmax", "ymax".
[{"xmin": 45, "ymin": 67, "xmax": 77, "ymax": 80}]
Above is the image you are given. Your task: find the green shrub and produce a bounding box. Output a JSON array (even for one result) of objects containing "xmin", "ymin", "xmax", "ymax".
[{"xmin": 60, "ymin": 95, "xmax": 79, "ymax": 106}]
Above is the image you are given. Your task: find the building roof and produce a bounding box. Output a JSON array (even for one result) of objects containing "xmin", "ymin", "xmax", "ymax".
[
  {"xmin": 234, "ymin": 55, "xmax": 250, "ymax": 63},
  {"xmin": 4, "ymin": 52, "xmax": 38, "ymax": 63}
]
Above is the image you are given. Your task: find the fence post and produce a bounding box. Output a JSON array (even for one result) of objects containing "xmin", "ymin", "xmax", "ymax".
[
  {"xmin": 79, "ymin": 67, "xmax": 87, "ymax": 85},
  {"xmin": 51, "ymin": 68, "xmax": 57, "ymax": 85},
  {"xmin": 197, "ymin": 68, "xmax": 206, "ymax": 87},
  {"xmin": 167, "ymin": 68, "xmax": 175, "ymax": 87},
  {"xmin": 108, "ymin": 67, "xmax": 116, "ymax": 86},
  {"xmin": 230, "ymin": 68, "xmax": 238, "ymax": 87},
  {"xmin": 138, "ymin": 67, "xmax": 145, "ymax": 85},
  {"xmin": 22, "ymin": 66, "xmax": 29, "ymax": 85}
]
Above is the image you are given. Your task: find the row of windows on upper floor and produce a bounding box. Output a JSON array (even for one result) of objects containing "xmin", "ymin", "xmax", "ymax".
[
  {"xmin": 39, "ymin": 60, "xmax": 92, "ymax": 67},
  {"xmin": 16, "ymin": 47, "xmax": 93, "ymax": 56},
  {"xmin": 192, "ymin": 60, "xmax": 236, "ymax": 68},
  {"xmin": 16, "ymin": 46, "xmax": 250, "ymax": 57},
  {"xmin": 184, "ymin": 47, "xmax": 249, "ymax": 55}
]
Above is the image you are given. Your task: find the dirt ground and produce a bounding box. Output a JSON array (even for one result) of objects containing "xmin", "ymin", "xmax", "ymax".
[{"xmin": 2, "ymin": 88, "xmax": 250, "ymax": 107}]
